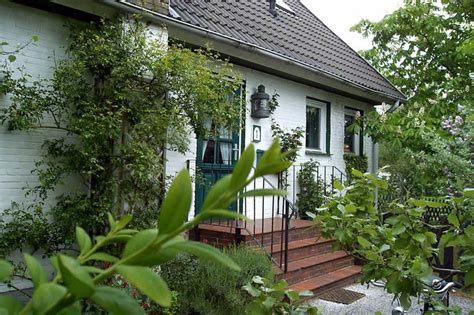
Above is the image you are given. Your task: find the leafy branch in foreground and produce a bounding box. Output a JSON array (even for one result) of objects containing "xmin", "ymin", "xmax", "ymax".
[
  {"xmin": 0, "ymin": 141, "xmax": 291, "ymax": 315},
  {"xmin": 314, "ymin": 169, "xmax": 473, "ymax": 311}
]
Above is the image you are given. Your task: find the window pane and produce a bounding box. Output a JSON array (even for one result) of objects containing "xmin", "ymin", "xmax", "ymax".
[
  {"xmin": 344, "ymin": 115, "xmax": 355, "ymax": 153},
  {"xmin": 306, "ymin": 106, "xmax": 321, "ymax": 149}
]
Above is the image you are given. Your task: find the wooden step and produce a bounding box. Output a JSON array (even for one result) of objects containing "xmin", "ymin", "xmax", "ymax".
[
  {"xmin": 289, "ymin": 265, "xmax": 362, "ymax": 297},
  {"xmin": 275, "ymin": 251, "xmax": 354, "ymax": 285},
  {"xmin": 267, "ymin": 237, "xmax": 335, "ymax": 264}
]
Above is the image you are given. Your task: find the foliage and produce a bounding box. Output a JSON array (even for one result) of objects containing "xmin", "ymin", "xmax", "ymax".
[
  {"xmin": 314, "ymin": 170, "xmax": 474, "ymax": 311},
  {"xmin": 242, "ymin": 275, "xmax": 318, "ymax": 315},
  {"xmin": 343, "ymin": 153, "xmax": 368, "ymax": 183},
  {"xmin": 161, "ymin": 246, "xmax": 274, "ymax": 315},
  {"xmin": 296, "ymin": 160, "xmax": 325, "ymax": 219},
  {"xmin": 0, "ymin": 141, "xmax": 292, "ymax": 314},
  {"xmin": 0, "ymin": 16, "xmax": 242, "ymax": 253},
  {"xmin": 351, "ymin": 0, "xmax": 473, "ymax": 198},
  {"xmin": 0, "ymin": 35, "xmax": 39, "ymax": 62}
]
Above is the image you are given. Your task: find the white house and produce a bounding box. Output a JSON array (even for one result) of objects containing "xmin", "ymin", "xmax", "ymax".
[{"xmin": 0, "ymin": 0, "xmax": 406, "ymax": 295}]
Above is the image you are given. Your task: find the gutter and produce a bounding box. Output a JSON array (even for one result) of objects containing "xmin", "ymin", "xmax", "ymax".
[
  {"xmin": 101, "ymin": 0, "xmax": 406, "ymax": 103},
  {"xmin": 387, "ymin": 100, "xmax": 402, "ymax": 113}
]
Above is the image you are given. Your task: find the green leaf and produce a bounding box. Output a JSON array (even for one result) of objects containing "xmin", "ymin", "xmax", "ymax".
[
  {"xmin": 91, "ymin": 286, "xmax": 145, "ymax": 315},
  {"xmin": 464, "ymin": 188, "xmax": 474, "ymax": 198},
  {"xmin": 242, "ymin": 283, "xmax": 261, "ymax": 297},
  {"xmin": 170, "ymin": 241, "xmax": 240, "ymax": 271},
  {"xmin": 58, "ymin": 255, "xmax": 94, "ymax": 298},
  {"xmin": 239, "ymin": 189, "xmax": 287, "ymax": 198},
  {"xmin": 158, "ymin": 169, "xmax": 192, "ymax": 234},
  {"xmin": 344, "ymin": 204, "xmax": 357, "ymax": 213},
  {"xmin": 116, "ymin": 214, "xmax": 133, "ymax": 230},
  {"xmin": 285, "ymin": 290, "xmax": 300, "ymax": 301},
  {"xmin": 31, "ymin": 35, "xmax": 39, "ymax": 42},
  {"xmin": 392, "ymin": 225, "xmax": 406, "ymax": 235},
  {"xmin": 107, "ymin": 213, "xmax": 117, "ymax": 231},
  {"xmin": 86, "ymin": 252, "xmax": 119, "ymax": 263},
  {"xmin": 230, "ymin": 144, "xmax": 254, "ymax": 190},
  {"xmin": 465, "ymin": 269, "xmax": 474, "ymax": 287},
  {"xmin": 24, "ymin": 254, "xmax": 47, "ymax": 288},
  {"xmin": 333, "ymin": 180, "xmax": 344, "ymax": 191},
  {"xmin": 196, "ymin": 210, "xmax": 247, "ymax": 222},
  {"xmin": 357, "ymin": 236, "xmax": 372, "ymax": 248},
  {"xmin": 7, "ymin": 55, "xmax": 16, "ymax": 63},
  {"xmin": 412, "ymin": 233, "xmax": 426, "ymax": 243},
  {"xmin": 123, "ymin": 229, "xmax": 158, "ymax": 258},
  {"xmin": 447, "ymin": 212, "xmax": 460, "ymax": 228},
  {"xmin": 0, "ymin": 296, "xmax": 22, "ymax": 315},
  {"xmin": 117, "ymin": 265, "xmax": 171, "ymax": 307},
  {"xmin": 32, "ymin": 283, "xmax": 67, "ymax": 314},
  {"xmin": 76, "ymin": 226, "xmax": 92, "ymax": 255},
  {"xmin": 201, "ymin": 175, "xmax": 232, "ymax": 212},
  {"xmin": 351, "ymin": 169, "xmax": 364, "ymax": 178},
  {"xmin": 0, "ymin": 260, "xmax": 13, "ymax": 282},
  {"xmin": 57, "ymin": 301, "xmax": 80, "ymax": 315}
]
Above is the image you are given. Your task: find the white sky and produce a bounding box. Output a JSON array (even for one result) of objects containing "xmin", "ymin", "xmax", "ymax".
[{"xmin": 300, "ymin": 0, "xmax": 404, "ymax": 51}]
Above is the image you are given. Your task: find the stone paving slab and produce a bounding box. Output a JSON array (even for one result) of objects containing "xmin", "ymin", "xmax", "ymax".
[{"xmin": 309, "ymin": 283, "xmax": 474, "ymax": 314}]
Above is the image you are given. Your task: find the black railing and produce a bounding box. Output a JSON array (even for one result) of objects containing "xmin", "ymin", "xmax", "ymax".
[
  {"xmin": 287, "ymin": 164, "xmax": 347, "ymax": 205},
  {"xmin": 186, "ymin": 159, "xmax": 296, "ymax": 272}
]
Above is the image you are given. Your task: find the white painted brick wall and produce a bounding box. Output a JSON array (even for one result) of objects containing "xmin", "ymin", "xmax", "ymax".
[{"xmin": 166, "ymin": 65, "xmax": 376, "ymax": 219}]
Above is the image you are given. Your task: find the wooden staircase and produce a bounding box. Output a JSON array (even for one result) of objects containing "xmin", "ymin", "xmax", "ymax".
[{"xmin": 192, "ymin": 218, "xmax": 361, "ymax": 296}]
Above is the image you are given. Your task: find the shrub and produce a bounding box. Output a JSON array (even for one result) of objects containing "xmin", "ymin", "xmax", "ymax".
[
  {"xmin": 161, "ymin": 245, "xmax": 274, "ymax": 315},
  {"xmin": 343, "ymin": 153, "xmax": 368, "ymax": 182},
  {"xmin": 296, "ymin": 160, "xmax": 325, "ymax": 219}
]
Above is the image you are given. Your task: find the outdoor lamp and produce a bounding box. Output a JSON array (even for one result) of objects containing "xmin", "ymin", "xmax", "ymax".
[{"xmin": 250, "ymin": 84, "xmax": 270, "ymax": 118}]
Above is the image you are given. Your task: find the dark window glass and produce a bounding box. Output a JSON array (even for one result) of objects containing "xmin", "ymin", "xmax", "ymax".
[
  {"xmin": 306, "ymin": 106, "xmax": 321, "ymax": 149},
  {"xmin": 344, "ymin": 114, "xmax": 355, "ymax": 153}
]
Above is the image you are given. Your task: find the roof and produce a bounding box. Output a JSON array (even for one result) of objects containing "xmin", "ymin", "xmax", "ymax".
[{"xmin": 165, "ymin": 0, "xmax": 405, "ymax": 101}]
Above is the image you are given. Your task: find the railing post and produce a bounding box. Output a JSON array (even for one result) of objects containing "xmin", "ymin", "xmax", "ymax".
[{"xmin": 284, "ymin": 200, "xmax": 290, "ymax": 273}]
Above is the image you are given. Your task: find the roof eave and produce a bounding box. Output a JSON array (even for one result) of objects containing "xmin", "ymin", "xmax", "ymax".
[{"xmin": 102, "ymin": 0, "xmax": 407, "ymax": 103}]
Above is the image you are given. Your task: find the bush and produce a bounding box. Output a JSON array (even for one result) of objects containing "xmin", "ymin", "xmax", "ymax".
[
  {"xmin": 160, "ymin": 245, "xmax": 274, "ymax": 315},
  {"xmin": 343, "ymin": 153, "xmax": 368, "ymax": 182},
  {"xmin": 296, "ymin": 160, "xmax": 325, "ymax": 219}
]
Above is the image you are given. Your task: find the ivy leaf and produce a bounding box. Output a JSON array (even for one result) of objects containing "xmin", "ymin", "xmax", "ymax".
[
  {"xmin": 76, "ymin": 226, "xmax": 92, "ymax": 255},
  {"xmin": 344, "ymin": 204, "xmax": 357, "ymax": 213},
  {"xmin": 158, "ymin": 169, "xmax": 192, "ymax": 234},
  {"xmin": 58, "ymin": 255, "xmax": 94, "ymax": 298},
  {"xmin": 91, "ymin": 286, "xmax": 145, "ymax": 315},
  {"xmin": 230, "ymin": 143, "xmax": 254, "ymax": 190},
  {"xmin": 31, "ymin": 35, "xmax": 39, "ymax": 42},
  {"xmin": 170, "ymin": 241, "xmax": 240, "ymax": 271},
  {"xmin": 117, "ymin": 265, "xmax": 172, "ymax": 307},
  {"xmin": 7, "ymin": 55, "xmax": 16, "ymax": 63},
  {"xmin": 24, "ymin": 254, "xmax": 48, "ymax": 288},
  {"xmin": 0, "ymin": 260, "xmax": 13, "ymax": 282}
]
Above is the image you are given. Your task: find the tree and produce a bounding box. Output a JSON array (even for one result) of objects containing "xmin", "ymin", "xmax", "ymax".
[
  {"xmin": 351, "ymin": 0, "xmax": 473, "ymax": 197},
  {"xmin": 0, "ymin": 17, "xmax": 242, "ymax": 254}
]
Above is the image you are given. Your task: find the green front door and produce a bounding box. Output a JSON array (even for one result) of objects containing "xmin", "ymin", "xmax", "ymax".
[{"xmin": 195, "ymin": 91, "xmax": 243, "ymax": 213}]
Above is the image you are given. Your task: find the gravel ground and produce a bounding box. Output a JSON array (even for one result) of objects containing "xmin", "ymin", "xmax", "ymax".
[{"xmin": 309, "ymin": 284, "xmax": 474, "ymax": 314}]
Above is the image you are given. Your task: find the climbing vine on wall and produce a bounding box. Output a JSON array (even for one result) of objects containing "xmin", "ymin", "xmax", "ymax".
[{"xmin": 0, "ymin": 17, "xmax": 241, "ymax": 255}]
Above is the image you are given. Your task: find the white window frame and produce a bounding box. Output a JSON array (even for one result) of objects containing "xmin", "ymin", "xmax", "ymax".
[
  {"xmin": 306, "ymin": 98, "xmax": 328, "ymax": 154},
  {"xmin": 344, "ymin": 108, "xmax": 361, "ymax": 156}
]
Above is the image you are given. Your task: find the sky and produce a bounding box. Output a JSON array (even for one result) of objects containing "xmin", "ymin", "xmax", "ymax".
[{"xmin": 300, "ymin": 0, "xmax": 404, "ymax": 52}]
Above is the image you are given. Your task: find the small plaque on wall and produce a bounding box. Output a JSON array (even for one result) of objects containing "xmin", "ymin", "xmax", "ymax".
[{"xmin": 252, "ymin": 125, "xmax": 262, "ymax": 143}]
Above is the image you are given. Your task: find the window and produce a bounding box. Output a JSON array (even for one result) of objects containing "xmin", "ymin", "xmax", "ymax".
[
  {"xmin": 306, "ymin": 98, "xmax": 328, "ymax": 153},
  {"xmin": 344, "ymin": 108, "xmax": 362, "ymax": 155},
  {"xmin": 306, "ymin": 107, "xmax": 321, "ymax": 149}
]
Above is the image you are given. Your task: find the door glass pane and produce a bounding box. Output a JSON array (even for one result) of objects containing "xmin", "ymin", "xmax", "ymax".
[
  {"xmin": 202, "ymin": 140, "xmax": 216, "ymax": 163},
  {"xmin": 219, "ymin": 142, "xmax": 232, "ymax": 165},
  {"xmin": 306, "ymin": 106, "xmax": 321, "ymax": 149}
]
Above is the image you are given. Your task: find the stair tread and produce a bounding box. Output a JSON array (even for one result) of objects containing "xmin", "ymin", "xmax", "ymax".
[
  {"xmin": 289, "ymin": 265, "xmax": 362, "ymax": 292},
  {"xmin": 266, "ymin": 237, "xmax": 334, "ymax": 253},
  {"xmin": 275, "ymin": 251, "xmax": 350, "ymax": 274}
]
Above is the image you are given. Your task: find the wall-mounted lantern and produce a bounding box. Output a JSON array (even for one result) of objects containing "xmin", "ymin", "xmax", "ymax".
[{"xmin": 250, "ymin": 84, "xmax": 270, "ymax": 119}]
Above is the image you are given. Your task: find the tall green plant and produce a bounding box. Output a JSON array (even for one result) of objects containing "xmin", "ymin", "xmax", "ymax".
[
  {"xmin": 0, "ymin": 141, "xmax": 292, "ymax": 315},
  {"xmin": 0, "ymin": 17, "xmax": 242, "ymax": 252},
  {"xmin": 296, "ymin": 160, "xmax": 325, "ymax": 218}
]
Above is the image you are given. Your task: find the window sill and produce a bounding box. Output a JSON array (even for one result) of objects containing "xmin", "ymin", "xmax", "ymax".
[{"xmin": 305, "ymin": 149, "xmax": 331, "ymax": 156}]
